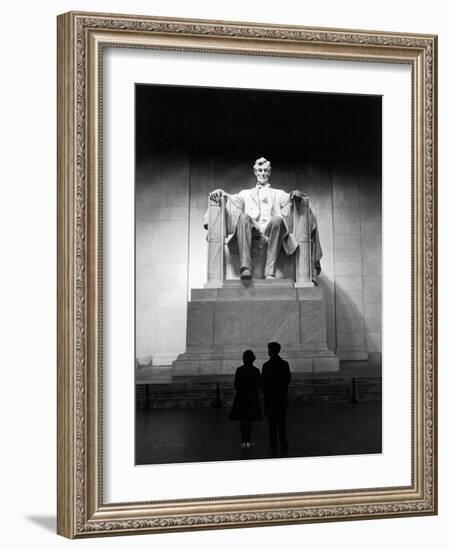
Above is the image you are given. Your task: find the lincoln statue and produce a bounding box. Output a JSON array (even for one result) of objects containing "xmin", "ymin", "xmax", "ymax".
[
  {"xmin": 173, "ymin": 158, "xmax": 338, "ymax": 375},
  {"xmin": 208, "ymin": 157, "xmax": 322, "ymax": 282}
]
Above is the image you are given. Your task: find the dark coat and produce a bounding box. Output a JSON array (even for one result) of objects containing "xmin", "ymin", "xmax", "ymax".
[
  {"xmin": 229, "ymin": 365, "xmax": 263, "ymax": 422},
  {"xmin": 261, "ymin": 356, "xmax": 291, "ymax": 417}
]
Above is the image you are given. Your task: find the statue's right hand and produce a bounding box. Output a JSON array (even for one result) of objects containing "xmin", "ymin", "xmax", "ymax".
[{"xmin": 209, "ymin": 189, "xmax": 228, "ymax": 203}]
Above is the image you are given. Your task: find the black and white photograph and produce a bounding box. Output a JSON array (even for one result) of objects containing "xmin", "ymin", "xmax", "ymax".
[{"xmin": 135, "ymin": 84, "xmax": 382, "ymax": 465}]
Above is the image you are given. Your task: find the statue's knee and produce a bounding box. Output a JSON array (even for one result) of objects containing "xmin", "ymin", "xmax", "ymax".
[
  {"xmin": 272, "ymin": 216, "xmax": 283, "ymax": 226},
  {"xmin": 238, "ymin": 212, "xmax": 252, "ymax": 225}
]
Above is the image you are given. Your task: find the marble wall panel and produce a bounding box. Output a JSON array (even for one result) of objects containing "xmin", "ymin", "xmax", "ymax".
[
  {"xmin": 334, "ymin": 260, "xmax": 363, "ymax": 276},
  {"xmin": 135, "ymin": 304, "xmax": 159, "ymax": 365},
  {"xmin": 244, "ymin": 301, "xmax": 300, "ymax": 345},
  {"xmin": 364, "ymin": 289, "xmax": 382, "ymax": 304},
  {"xmin": 336, "ymin": 289, "xmax": 364, "ymax": 309},
  {"xmin": 333, "ymin": 208, "xmax": 361, "ymax": 235},
  {"xmin": 154, "ymin": 265, "xmax": 188, "ymax": 290},
  {"xmin": 363, "ymin": 233, "xmax": 382, "ymax": 249},
  {"xmin": 158, "ymin": 205, "xmax": 190, "ymax": 221},
  {"xmin": 366, "ymin": 332, "xmax": 382, "ymax": 352},
  {"xmin": 361, "ymin": 217, "xmax": 381, "ymax": 237},
  {"xmin": 363, "ymin": 260, "xmax": 382, "ymax": 277},
  {"xmin": 186, "ymin": 302, "xmax": 215, "ymax": 347},
  {"xmin": 365, "ymin": 317, "xmax": 382, "ymax": 332},
  {"xmin": 295, "ymin": 163, "xmax": 333, "ymax": 211},
  {"xmin": 335, "ymin": 275, "xmax": 364, "ymax": 291},
  {"xmin": 156, "ymin": 291, "xmax": 187, "ymax": 308},
  {"xmin": 214, "ymin": 302, "xmax": 244, "ymax": 345},
  {"xmin": 300, "ymin": 299, "xmax": 326, "ymax": 348},
  {"xmin": 336, "ymin": 330, "xmax": 365, "ymax": 347},
  {"xmin": 154, "ymin": 305, "xmax": 187, "ymax": 364},
  {"xmin": 335, "ymin": 248, "xmax": 362, "ymax": 264},
  {"xmin": 135, "ymin": 146, "xmax": 190, "ymax": 361},
  {"xmin": 364, "ymin": 304, "xmax": 382, "ymax": 320},
  {"xmin": 333, "ymin": 233, "xmax": 361, "ymax": 250},
  {"xmin": 314, "ymin": 208, "xmax": 333, "ymax": 237},
  {"xmin": 213, "ymin": 301, "xmax": 300, "ymax": 347},
  {"xmin": 312, "ymin": 177, "xmax": 335, "ymax": 353},
  {"xmin": 335, "ymin": 300, "xmax": 364, "ymax": 320},
  {"xmin": 332, "ymin": 183, "xmax": 360, "ymax": 209},
  {"xmin": 364, "ymin": 275, "xmax": 382, "ymax": 290},
  {"xmin": 362, "ymin": 247, "xmax": 382, "ymax": 264},
  {"xmin": 337, "ymin": 316, "xmax": 365, "ymax": 333}
]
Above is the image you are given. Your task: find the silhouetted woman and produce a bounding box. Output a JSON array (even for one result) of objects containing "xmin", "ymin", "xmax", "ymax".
[{"xmin": 229, "ymin": 350, "xmax": 263, "ymax": 448}]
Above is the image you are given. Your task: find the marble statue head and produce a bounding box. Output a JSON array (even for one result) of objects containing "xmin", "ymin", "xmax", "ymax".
[{"xmin": 253, "ymin": 157, "xmax": 271, "ymax": 185}]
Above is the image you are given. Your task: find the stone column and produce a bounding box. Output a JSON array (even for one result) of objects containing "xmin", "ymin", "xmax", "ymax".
[
  {"xmin": 294, "ymin": 197, "xmax": 314, "ymax": 287},
  {"xmin": 205, "ymin": 195, "xmax": 226, "ymax": 288}
]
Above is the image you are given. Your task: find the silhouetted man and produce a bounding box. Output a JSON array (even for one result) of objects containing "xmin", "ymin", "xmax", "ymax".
[{"xmin": 261, "ymin": 342, "xmax": 291, "ymax": 452}]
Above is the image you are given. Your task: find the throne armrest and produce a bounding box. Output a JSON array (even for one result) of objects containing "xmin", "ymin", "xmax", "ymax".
[
  {"xmin": 289, "ymin": 197, "xmax": 317, "ymax": 287},
  {"xmin": 205, "ymin": 195, "xmax": 227, "ymax": 287}
]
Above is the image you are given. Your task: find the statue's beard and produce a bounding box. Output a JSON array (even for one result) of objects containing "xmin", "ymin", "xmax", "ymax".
[{"xmin": 256, "ymin": 176, "xmax": 269, "ymax": 185}]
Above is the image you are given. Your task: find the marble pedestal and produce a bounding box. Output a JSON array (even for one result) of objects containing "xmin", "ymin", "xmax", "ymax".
[{"xmin": 172, "ymin": 280, "xmax": 339, "ymax": 375}]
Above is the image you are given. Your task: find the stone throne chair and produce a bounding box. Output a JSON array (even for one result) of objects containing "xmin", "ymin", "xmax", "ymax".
[{"xmin": 172, "ymin": 195, "xmax": 340, "ymax": 375}]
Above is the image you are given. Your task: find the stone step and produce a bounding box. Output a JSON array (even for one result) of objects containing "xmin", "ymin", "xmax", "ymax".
[{"xmin": 191, "ymin": 283, "xmax": 320, "ymax": 302}]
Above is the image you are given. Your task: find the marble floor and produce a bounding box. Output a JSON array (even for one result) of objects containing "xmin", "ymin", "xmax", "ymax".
[{"xmin": 135, "ymin": 401, "xmax": 381, "ymax": 465}]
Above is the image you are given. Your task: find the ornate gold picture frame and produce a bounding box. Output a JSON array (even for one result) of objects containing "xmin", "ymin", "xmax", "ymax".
[{"xmin": 57, "ymin": 11, "xmax": 437, "ymax": 538}]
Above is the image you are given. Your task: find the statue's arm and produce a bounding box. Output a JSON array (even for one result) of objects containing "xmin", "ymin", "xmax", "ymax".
[
  {"xmin": 226, "ymin": 191, "xmax": 244, "ymax": 210},
  {"xmin": 278, "ymin": 189, "xmax": 308, "ymax": 208},
  {"xmin": 208, "ymin": 188, "xmax": 243, "ymax": 207},
  {"xmin": 279, "ymin": 189, "xmax": 292, "ymax": 210}
]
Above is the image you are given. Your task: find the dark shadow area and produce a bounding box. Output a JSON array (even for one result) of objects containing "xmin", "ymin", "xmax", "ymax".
[
  {"xmin": 136, "ymin": 84, "xmax": 381, "ymax": 168},
  {"xmin": 136, "ymin": 401, "xmax": 381, "ymax": 465},
  {"xmin": 24, "ymin": 515, "xmax": 56, "ymax": 533}
]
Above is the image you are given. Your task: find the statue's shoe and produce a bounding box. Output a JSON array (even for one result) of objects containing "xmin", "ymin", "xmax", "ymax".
[
  {"xmin": 265, "ymin": 274, "xmax": 276, "ymax": 280},
  {"xmin": 240, "ymin": 268, "xmax": 252, "ymax": 279}
]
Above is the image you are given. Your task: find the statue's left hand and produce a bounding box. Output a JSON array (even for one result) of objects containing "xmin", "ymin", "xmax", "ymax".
[{"xmin": 290, "ymin": 190, "xmax": 307, "ymax": 201}]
